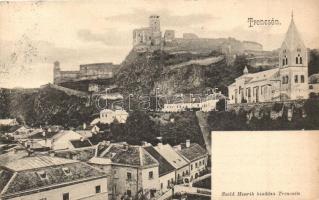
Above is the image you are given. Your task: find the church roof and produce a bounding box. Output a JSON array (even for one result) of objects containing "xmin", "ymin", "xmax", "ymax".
[
  {"xmin": 249, "ymin": 68, "xmax": 279, "ymax": 83},
  {"xmin": 281, "ymin": 14, "xmax": 305, "ymax": 51}
]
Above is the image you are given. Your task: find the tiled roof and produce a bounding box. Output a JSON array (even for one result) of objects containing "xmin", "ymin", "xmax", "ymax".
[
  {"xmin": 178, "ymin": 143, "xmax": 208, "ymax": 162},
  {"xmin": 282, "ymin": 17, "xmax": 305, "ymax": 50},
  {"xmin": 4, "ymin": 156, "xmax": 76, "ymax": 171},
  {"xmin": 0, "ymin": 168, "xmax": 14, "ymax": 192},
  {"xmin": 0, "ymin": 156, "xmax": 106, "ymax": 197},
  {"xmin": 7, "ymin": 125, "xmax": 23, "ymax": 133},
  {"xmin": 29, "ymin": 131, "xmax": 60, "ymax": 139},
  {"xmin": 154, "ymin": 144, "xmax": 188, "ymax": 169},
  {"xmin": 144, "ymin": 146, "xmax": 175, "ymax": 176},
  {"xmin": 245, "ymin": 68, "xmax": 279, "ymax": 84},
  {"xmin": 54, "ymin": 147, "xmax": 96, "ymax": 162},
  {"xmin": 99, "ymin": 144, "xmax": 158, "ymax": 167}
]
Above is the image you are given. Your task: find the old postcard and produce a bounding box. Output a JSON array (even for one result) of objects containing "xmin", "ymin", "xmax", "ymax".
[{"xmin": 0, "ymin": 0, "xmax": 318, "ymax": 200}]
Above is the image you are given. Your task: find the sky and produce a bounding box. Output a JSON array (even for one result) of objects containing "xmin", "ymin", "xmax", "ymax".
[{"xmin": 0, "ymin": 0, "xmax": 319, "ymax": 88}]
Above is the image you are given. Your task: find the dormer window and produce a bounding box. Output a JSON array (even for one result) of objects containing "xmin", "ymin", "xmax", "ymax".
[
  {"xmin": 36, "ymin": 171, "xmax": 48, "ymax": 180},
  {"xmin": 62, "ymin": 167, "xmax": 72, "ymax": 176}
]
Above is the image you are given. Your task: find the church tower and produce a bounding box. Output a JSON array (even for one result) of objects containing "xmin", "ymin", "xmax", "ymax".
[{"xmin": 279, "ymin": 13, "xmax": 308, "ymax": 100}]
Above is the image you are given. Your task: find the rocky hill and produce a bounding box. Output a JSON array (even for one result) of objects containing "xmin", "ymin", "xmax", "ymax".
[
  {"xmin": 0, "ymin": 86, "xmax": 96, "ymax": 127},
  {"xmin": 116, "ymin": 48, "xmax": 265, "ymax": 97}
]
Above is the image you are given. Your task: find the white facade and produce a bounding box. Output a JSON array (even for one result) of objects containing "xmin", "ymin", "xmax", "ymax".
[
  {"xmin": 0, "ymin": 119, "xmax": 18, "ymax": 126},
  {"xmin": 98, "ymin": 109, "xmax": 129, "ymax": 124},
  {"xmin": 189, "ymin": 157, "xmax": 208, "ymax": 180},
  {"xmin": 162, "ymin": 93, "xmax": 223, "ymax": 113},
  {"xmin": 159, "ymin": 171, "xmax": 175, "ymax": 194}
]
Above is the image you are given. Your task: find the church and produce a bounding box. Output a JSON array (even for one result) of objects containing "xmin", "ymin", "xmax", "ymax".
[{"xmin": 228, "ymin": 14, "xmax": 309, "ymax": 104}]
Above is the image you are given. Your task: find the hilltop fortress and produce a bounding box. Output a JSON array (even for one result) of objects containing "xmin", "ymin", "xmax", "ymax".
[
  {"xmin": 133, "ymin": 15, "xmax": 263, "ymax": 54},
  {"xmin": 53, "ymin": 61, "xmax": 119, "ymax": 92}
]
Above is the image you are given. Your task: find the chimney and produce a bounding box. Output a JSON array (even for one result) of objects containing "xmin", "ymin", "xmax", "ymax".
[
  {"xmin": 156, "ymin": 136, "xmax": 163, "ymax": 147},
  {"xmin": 173, "ymin": 145, "xmax": 181, "ymax": 151},
  {"xmin": 186, "ymin": 139, "xmax": 190, "ymax": 148},
  {"xmin": 141, "ymin": 141, "xmax": 147, "ymax": 146}
]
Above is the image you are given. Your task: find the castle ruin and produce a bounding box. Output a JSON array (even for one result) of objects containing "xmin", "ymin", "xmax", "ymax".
[{"xmin": 132, "ymin": 15, "xmax": 264, "ymax": 54}]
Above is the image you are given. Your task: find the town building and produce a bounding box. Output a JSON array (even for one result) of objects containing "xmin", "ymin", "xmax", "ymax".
[
  {"xmin": 228, "ymin": 15, "xmax": 309, "ymax": 104},
  {"xmin": 0, "ymin": 119, "xmax": 18, "ymax": 127},
  {"xmin": 5, "ymin": 125, "xmax": 32, "ymax": 140},
  {"xmin": 53, "ymin": 62, "xmax": 118, "ymax": 84},
  {"xmin": 27, "ymin": 130, "xmax": 90, "ymax": 150},
  {"xmin": 174, "ymin": 140, "xmax": 209, "ymax": 181},
  {"xmin": 0, "ymin": 155, "xmax": 108, "ymax": 200},
  {"xmin": 162, "ymin": 93, "xmax": 226, "ymax": 112},
  {"xmin": 99, "ymin": 109, "xmax": 129, "ymax": 124},
  {"xmin": 143, "ymin": 145, "xmax": 176, "ymax": 194},
  {"xmin": 88, "ymin": 143, "xmax": 160, "ymax": 200},
  {"xmin": 153, "ymin": 143, "xmax": 189, "ymax": 184}
]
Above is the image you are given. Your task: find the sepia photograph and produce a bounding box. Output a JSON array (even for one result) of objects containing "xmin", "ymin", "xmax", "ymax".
[{"xmin": 0, "ymin": 0, "xmax": 318, "ymax": 200}]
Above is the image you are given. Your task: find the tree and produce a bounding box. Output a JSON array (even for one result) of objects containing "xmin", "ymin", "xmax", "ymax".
[{"xmin": 125, "ymin": 111, "xmax": 159, "ymax": 144}]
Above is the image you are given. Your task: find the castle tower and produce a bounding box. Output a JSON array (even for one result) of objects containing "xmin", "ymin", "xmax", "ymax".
[
  {"xmin": 53, "ymin": 61, "xmax": 61, "ymax": 84},
  {"xmin": 279, "ymin": 13, "xmax": 308, "ymax": 100},
  {"xmin": 149, "ymin": 15, "xmax": 160, "ymax": 31},
  {"xmin": 149, "ymin": 15, "xmax": 162, "ymax": 46}
]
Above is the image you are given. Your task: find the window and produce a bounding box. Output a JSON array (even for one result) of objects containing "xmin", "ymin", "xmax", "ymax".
[
  {"xmin": 296, "ymin": 57, "xmax": 299, "ymax": 64},
  {"xmin": 300, "ymin": 57, "xmax": 303, "ymax": 64},
  {"xmin": 149, "ymin": 171, "xmax": 153, "ymax": 179},
  {"xmin": 167, "ymin": 180, "xmax": 170, "ymax": 187},
  {"xmin": 295, "ymin": 75, "xmax": 298, "ymax": 83},
  {"xmin": 195, "ymin": 163, "xmax": 198, "ymax": 168},
  {"xmin": 95, "ymin": 185, "xmax": 101, "ymax": 193},
  {"xmin": 127, "ymin": 172, "xmax": 132, "ymax": 181},
  {"xmin": 282, "ymin": 59, "xmax": 285, "ymax": 66},
  {"xmin": 37, "ymin": 171, "xmax": 47, "ymax": 180},
  {"xmin": 286, "ymin": 58, "xmax": 288, "ymax": 65},
  {"xmin": 182, "ymin": 171, "xmax": 185, "ymax": 176},
  {"xmin": 63, "ymin": 193, "xmax": 69, "ymax": 200},
  {"xmin": 191, "ymin": 164, "xmax": 193, "ymax": 170},
  {"xmin": 127, "ymin": 190, "xmax": 131, "ymax": 197},
  {"xmin": 62, "ymin": 167, "xmax": 72, "ymax": 176},
  {"xmin": 301, "ymin": 75, "xmax": 305, "ymax": 83}
]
